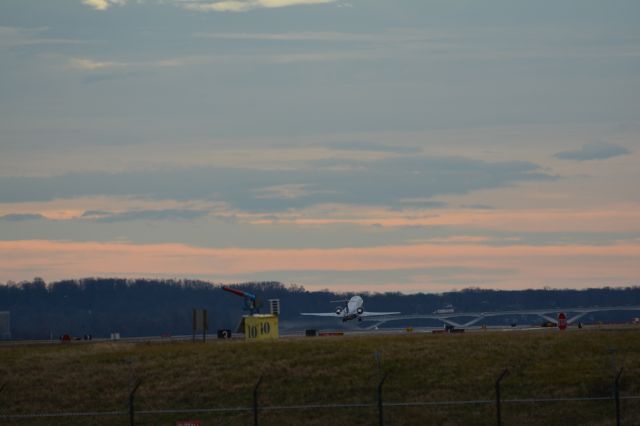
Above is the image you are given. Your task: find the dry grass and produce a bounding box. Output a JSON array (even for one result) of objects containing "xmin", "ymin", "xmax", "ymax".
[{"xmin": 1, "ymin": 327, "xmax": 640, "ymax": 425}]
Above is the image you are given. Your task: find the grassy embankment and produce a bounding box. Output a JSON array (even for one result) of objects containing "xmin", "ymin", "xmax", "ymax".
[{"xmin": 1, "ymin": 328, "xmax": 640, "ymax": 425}]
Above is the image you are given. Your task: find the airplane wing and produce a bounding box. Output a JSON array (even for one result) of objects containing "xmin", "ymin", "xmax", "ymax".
[
  {"xmin": 360, "ymin": 311, "xmax": 401, "ymax": 317},
  {"xmin": 300, "ymin": 312, "xmax": 340, "ymax": 317}
]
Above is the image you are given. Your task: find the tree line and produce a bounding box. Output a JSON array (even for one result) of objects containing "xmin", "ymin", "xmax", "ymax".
[{"xmin": 1, "ymin": 278, "xmax": 639, "ymax": 339}]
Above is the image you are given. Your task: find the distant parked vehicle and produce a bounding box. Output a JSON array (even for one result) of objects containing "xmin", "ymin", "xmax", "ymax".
[{"xmin": 433, "ymin": 305, "xmax": 455, "ymax": 314}]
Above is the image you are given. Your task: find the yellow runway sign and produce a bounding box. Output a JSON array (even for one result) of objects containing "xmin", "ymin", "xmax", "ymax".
[{"xmin": 243, "ymin": 315, "xmax": 279, "ymax": 340}]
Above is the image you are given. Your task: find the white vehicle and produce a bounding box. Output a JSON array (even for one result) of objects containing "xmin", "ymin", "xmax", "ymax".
[
  {"xmin": 433, "ymin": 305, "xmax": 455, "ymax": 314},
  {"xmin": 301, "ymin": 295, "xmax": 400, "ymax": 322}
]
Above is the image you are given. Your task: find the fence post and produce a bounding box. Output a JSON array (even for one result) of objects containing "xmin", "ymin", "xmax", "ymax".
[
  {"xmin": 609, "ymin": 347, "xmax": 618, "ymax": 374},
  {"xmin": 378, "ymin": 372, "xmax": 388, "ymax": 426},
  {"xmin": 615, "ymin": 367, "xmax": 623, "ymax": 426},
  {"xmin": 253, "ymin": 375, "xmax": 263, "ymax": 426},
  {"xmin": 374, "ymin": 351, "xmax": 382, "ymax": 379},
  {"xmin": 0, "ymin": 382, "xmax": 5, "ymax": 416},
  {"xmin": 495, "ymin": 369, "xmax": 509, "ymax": 426},
  {"xmin": 129, "ymin": 378, "xmax": 142, "ymax": 426}
]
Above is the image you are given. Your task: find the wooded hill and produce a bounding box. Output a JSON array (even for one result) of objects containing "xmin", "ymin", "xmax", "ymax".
[{"xmin": 1, "ymin": 278, "xmax": 640, "ymax": 339}]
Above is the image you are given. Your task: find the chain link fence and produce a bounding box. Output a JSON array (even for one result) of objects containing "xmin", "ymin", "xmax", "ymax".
[{"xmin": 1, "ymin": 368, "xmax": 639, "ymax": 425}]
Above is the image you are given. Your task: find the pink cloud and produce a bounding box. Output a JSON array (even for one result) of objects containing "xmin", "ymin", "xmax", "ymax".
[
  {"xmin": 250, "ymin": 204, "xmax": 640, "ymax": 233},
  {"xmin": 1, "ymin": 240, "xmax": 638, "ymax": 291}
]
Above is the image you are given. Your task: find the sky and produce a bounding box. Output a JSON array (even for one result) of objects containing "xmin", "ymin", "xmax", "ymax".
[{"xmin": 0, "ymin": 0, "xmax": 639, "ymax": 292}]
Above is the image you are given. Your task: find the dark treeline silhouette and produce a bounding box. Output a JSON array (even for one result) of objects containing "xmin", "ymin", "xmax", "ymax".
[{"xmin": 1, "ymin": 278, "xmax": 640, "ymax": 339}]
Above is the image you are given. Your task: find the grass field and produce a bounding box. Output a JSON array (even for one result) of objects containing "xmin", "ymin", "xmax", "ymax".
[{"xmin": 1, "ymin": 327, "xmax": 640, "ymax": 425}]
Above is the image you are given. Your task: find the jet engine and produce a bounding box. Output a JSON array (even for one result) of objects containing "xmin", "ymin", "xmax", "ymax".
[
  {"xmin": 335, "ymin": 307, "xmax": 343, "ymax": 315},
  {"xmin": 356, "ymin": 307, "xmax": 364, "ymax": 315}
]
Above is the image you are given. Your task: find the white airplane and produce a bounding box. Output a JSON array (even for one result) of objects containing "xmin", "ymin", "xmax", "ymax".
[{"xmin": 301, "ymin": 295, "xmax": 400, "ymax": 322}]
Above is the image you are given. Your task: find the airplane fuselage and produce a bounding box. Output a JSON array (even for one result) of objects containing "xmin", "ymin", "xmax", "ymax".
[
  {"xmin": 338, "ymin": 296, "xmax": 364, "ymax": 321},
  {"xmin": 300, "ymin": 295, "xmax": 399, "ymax": 322}
]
